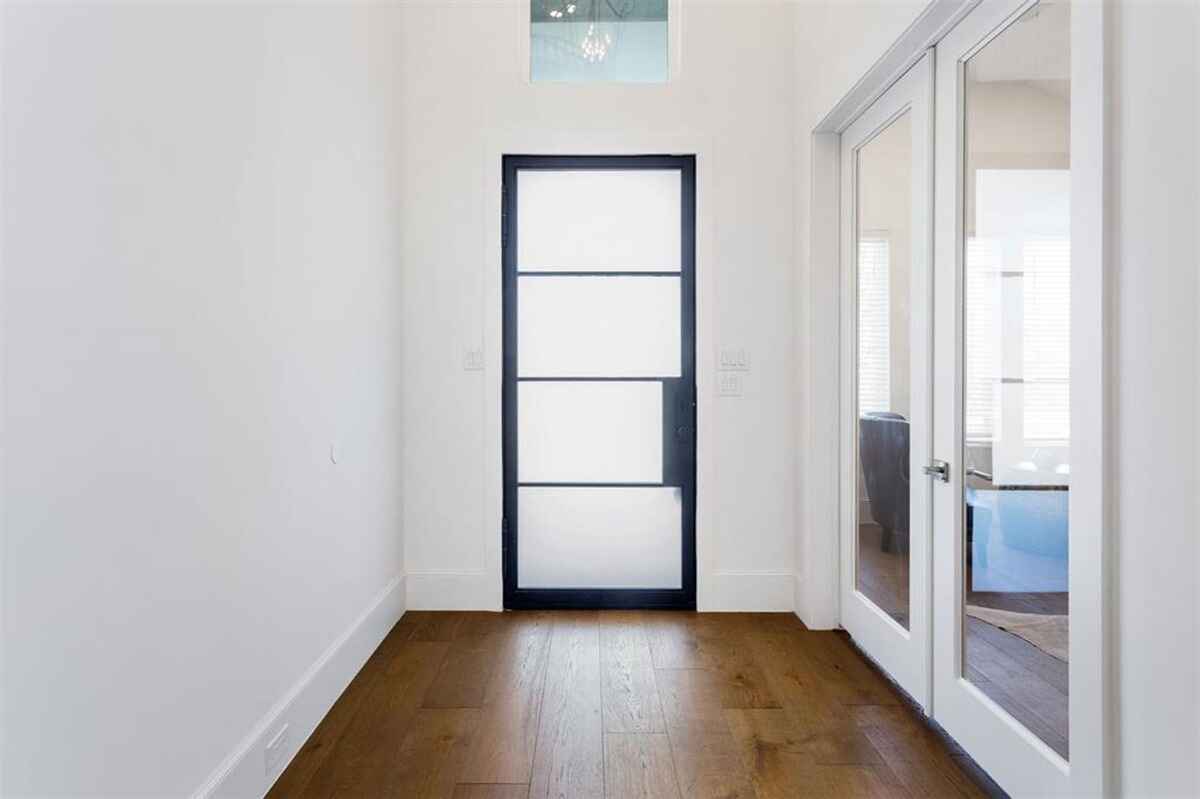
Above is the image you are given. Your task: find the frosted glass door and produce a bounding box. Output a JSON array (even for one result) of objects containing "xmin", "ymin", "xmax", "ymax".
[{"xmin": 503, "ymin": 156, "xmax": 696, "ymax": 608}]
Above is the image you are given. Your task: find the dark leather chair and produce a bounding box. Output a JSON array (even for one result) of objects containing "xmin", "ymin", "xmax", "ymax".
[{"xmin": 859, "ymin": 412, "xmax": 910, "ymax": 554}]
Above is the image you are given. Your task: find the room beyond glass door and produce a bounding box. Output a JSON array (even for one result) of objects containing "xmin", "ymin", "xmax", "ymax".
[
  {"xmin": 502, "ymin": 155, "xmax": 696, "ymax": 610},
  {"xmin": 839, "ymin": 53, "xmax": 934, "ymax": 709}
]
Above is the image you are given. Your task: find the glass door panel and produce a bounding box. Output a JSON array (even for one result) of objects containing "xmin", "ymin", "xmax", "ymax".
[
  {"xmin": 517, "ymin": 487, "xmax": 683, "ymax": 589},
  {"xmin": 518, "ymin": 275, "xmax": 681, "ymax": 377},
  {"xmin": 856, "ymin": 111, "xmax": 914, "ymax": 629},
  {"xmin": 962, "ymin": 0, "xmax": 1071, "ymax": 760},
  {"xmin": 517, "ymin": 381, "xmax": 664, "ymax": 484},
  {"xmin": 516, "ymin": 169, "xmax": 681, "ymax": 271},
  {"xmin": 839, "ymin": 53, "xmax": 933, "ymax": 710},
  {"xmin": 503, "ymin": 156, "xmax": 696, "ymax": 608}
]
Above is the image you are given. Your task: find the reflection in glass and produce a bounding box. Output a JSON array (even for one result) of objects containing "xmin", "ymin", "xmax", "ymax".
[
  {"xmin": 531, "ymin": 0, "xmax": 668, "ymax": 83},
  {"xmin": 962, "ymin": 0, "xmax": 1071, "ymax": 759},
  {"xmin": 518, "ymin": 486, "xmax": 682, "ymax": 588},
  {"xmin": 855, "ymin": 112, "xmax": 912, "ymax": 629}
]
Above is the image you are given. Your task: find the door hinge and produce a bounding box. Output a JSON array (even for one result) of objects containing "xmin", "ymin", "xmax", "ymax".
[
  {"xmin": 501, "ymin": 516, "xmax": 509, "ymax": 580},
  {"xmin": 501, "ymin": 184, "xmax": 509, "ymax": 250}
]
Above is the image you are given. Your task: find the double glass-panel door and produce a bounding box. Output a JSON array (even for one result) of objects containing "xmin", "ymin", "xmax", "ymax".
[
  {"xmin": 845, "ymin": 0, "xmax": 1077, "ymax": 795},
  {"xmin": 502, "ymin": 156, "xmax": 696, "ymax": 610}
]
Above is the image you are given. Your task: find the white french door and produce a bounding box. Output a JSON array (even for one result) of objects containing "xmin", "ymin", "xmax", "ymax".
[
  {"xmin": 839, "ymin": 53, "xmax": 933, "ymax": 710},
  {"xmin": 930, "ymin": 0, "xmax": 1102, "ymax": 794},
  {"xmin": 836, "ymin": 1, "xmax": 1106, "ymax": 794}
]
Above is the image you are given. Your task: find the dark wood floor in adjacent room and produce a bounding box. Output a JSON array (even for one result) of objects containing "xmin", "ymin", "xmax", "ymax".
[{"xmin": 270, "ymin": 610, "xmax": 998, "ymax": 798}]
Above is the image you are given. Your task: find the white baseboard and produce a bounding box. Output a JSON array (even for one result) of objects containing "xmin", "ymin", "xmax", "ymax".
[
  {"xmin": 192, "ymin": 573, "xmax": 407, "ymax": 799},
  {"xmin": 700, "ymin": 570, "xmax": 795, "ymax": 612},
  {"xmin": 406, "ymin": 570, "xmax": 500, "ymax": 610}
]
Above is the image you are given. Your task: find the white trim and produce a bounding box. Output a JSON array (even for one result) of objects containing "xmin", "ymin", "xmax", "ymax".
[
  {"xmin": 703, "ymin": 571, "xmax": 794, "ymax": 613},
  {"xmin": 481, "ymin": 131, "xmax": 721, "ymax": 611},
  {"xmin": 815, "ymin": 0, "xmax": 981, "ymax": 134},
  {"xmin": 799, "ymin": 131, "xmax": 842, "ymax": 630},
  {"xmin": 406, "ymin": 570, "xmax": 497, "ymax": 611},
  {"xmin": 192, "ymin": 574, "xmax": 407, "ymax": 799},
  {"xmin": 1067, "ymin": 1, "xmax": 1111, "ymax": 794}
]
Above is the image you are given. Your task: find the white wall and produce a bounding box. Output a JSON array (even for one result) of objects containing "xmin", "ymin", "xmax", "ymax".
[
  {"xmin": 1, "ymin": 3, "xmax": 407, "ymax": 795},
  {"xmin": 397, "ymin": 0, "xmax": 798, "ymax": 611}
]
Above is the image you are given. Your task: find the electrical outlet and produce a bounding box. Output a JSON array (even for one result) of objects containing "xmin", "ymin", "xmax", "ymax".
[
  {"xmin": 264, "ymin": 723, "xmax": 290, "ymax": 776},
  {"xmin": 718, "ymin": 373, "xmax": 743, "ymax": 397},
  {"xmin": 463, "ymin": 347, "xmax": 484, "ymax": 371}
]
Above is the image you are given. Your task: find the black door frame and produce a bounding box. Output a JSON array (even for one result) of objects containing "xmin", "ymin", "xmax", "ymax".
[{"xmin": 502, "ymin": 154, "xmax": 697, "ymax": 610}]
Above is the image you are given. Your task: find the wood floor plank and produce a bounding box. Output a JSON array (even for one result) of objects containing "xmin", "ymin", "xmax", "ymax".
[
  {"xmin": 386, "ymin": 708, "xmax": 480, "ymax": 798},
  {"xmin": 529, "ymin": 612, "xmax": 604, "ymax": 799},
  {"xmin": 267, "ymin": 619, "xmax": 410, "ymax": 797},
  {"xmin": 852, "ymin": 706, "xmax": 989, "ymax": 799},
  {"xmin": 459, "ymin": 612, "xmax": 553, "ymax": 784},
  {"xmin": 800, "ymin": 631, "xmax": 901, "ymax": 706},
  {"xmin": 604, "ymin": 733, "xmax": 681, "ymax": 799},
  {"xmin": 724, "ymin": 707, "xmax": 883, "ymax": 767},
  {"xmin": 452, "ymin": 786, "xmax": 531, "ymax": 799},
  {"xmin": 601, "ymin": 611, "xmax": 667, "ymax": 733},
  {"xmin": 402, "ymin": 610, "xmax": 467, "ymax": 642},
  {"xmin": 655, "ymin": 668, "xmax": 728, "ymax": 735},
  {"xmin": 298, "ymin": 640, "xmax": 452, "ymax": 797},
  {"xmin": 726, "ymin": 709, "xmax": 899, "ymax": 799},
  {"xmin": 424, "ymin": 612, "xmax": 511, "ymax": 708},
  {"xmin": 645, "ymin": 612, "xmax": 717, "ymax": 670},
  {"xmin": 693, "ymin": 616, "xmax": 779, "ymax": 709},
  {"xmin": 666, "ymin": 727, "xmax": 755, "ymax": 799},
  {"xmin": 745, "ymin": 628, "xmax": 848, "ymax": 728}
]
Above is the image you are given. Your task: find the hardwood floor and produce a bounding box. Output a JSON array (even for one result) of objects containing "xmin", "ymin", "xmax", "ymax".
[{"xmin": 271, "ymin": 611, "xmax": 999, "ymax": 798}]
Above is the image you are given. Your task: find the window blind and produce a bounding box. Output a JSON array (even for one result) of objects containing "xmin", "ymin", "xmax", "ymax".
[
  {"xmin": 858, "ymin": 237, "xmax": 890, "ymax": 414},
  {"xmin": 965, "ymin": 238, "xmax": 1002, "ymax": 441},
  {"xmin": 1022, "ymin": 238, "xmax": 1071, "ymax": 442}
]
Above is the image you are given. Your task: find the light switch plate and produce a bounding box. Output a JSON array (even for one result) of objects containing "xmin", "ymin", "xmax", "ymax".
[
  {"xmin": 719, "ymin": 347, "xmax": 749, "ymax": 371},
  {"xmin": 463, "ymin": 347, "xmax": 484, "ymax": 371},
  {"xmin": 718, "ymin": 373, "xmax": 743, "ymax": 397}
]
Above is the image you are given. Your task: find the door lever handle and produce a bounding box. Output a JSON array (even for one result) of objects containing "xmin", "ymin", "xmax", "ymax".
[{"xmin": 924, "ymin": 459, "xmax": 950, "ymax": 483}]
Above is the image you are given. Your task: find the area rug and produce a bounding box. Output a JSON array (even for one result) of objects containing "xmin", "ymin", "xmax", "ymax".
[{"xmin": 965, "ymin": 604, "xmax": 1069, "ymax": 662}]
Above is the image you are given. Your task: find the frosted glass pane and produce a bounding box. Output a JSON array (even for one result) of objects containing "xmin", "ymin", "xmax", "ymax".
[
  {"xmin": 519, "ymin": 381, "xmax": 662, "ymax": 483},
  {"xmin": 518, "ymin": 487, "xmax": 682, "ymax": 588},
  {"xmin": 530, "ymin": 2, "xmax": 668, "ymax": 84},
  {"xmin": 517, "ymin": 170, "xmax": 680, "ymax": 271},
  {"xmin": 519, "ymin": 276, "xmax": 680, "ymax": 377}
]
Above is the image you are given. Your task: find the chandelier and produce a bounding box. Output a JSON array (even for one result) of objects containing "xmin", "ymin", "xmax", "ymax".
[{"xmin": 539, "ymin": 0, "xmax": 637, "ymax": 64}]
